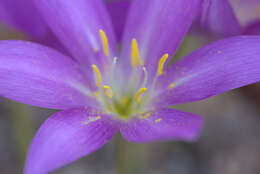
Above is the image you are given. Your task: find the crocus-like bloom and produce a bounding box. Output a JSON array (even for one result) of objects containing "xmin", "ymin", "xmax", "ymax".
[
  {"xmin": 2, "ymin": 0, "xmax": 260, "ymax": 173},
  {"xmin": 230, "ymin": 0, "xmax": 260, "ymax": 35},
  {"xmin": 197, "ymin": 0, "xmax": 260, "ymax": 36},
  {"xmin": 197, "ymin": 0, "xmax": 242, "ymax": 36},
  {"xmin": 105, "ymin": 0, "xmax": 243, "ymax": 37}
]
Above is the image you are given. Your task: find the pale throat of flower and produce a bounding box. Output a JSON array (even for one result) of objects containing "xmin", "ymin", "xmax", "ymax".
[{"xmin": 89, "ymin": 29, "xmax": 174, "ymax": 119}]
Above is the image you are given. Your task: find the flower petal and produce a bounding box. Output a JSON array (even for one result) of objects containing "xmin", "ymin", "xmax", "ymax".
[
  {"xmin": 229, "ymin": 0, "xmax": 260, "ymax": 26},
  {"xmin": 33, "ymin": 0, "xmax": 117, "ymax": 69},
  {"xmin": 0, "ymin": 0, "xmax": 49, "ymax": 39},
  {"xmin": 0, "ymin": 40, "xmax": 96, "ymax": 109},
  {"xmin": 0, "ymin": 0, "xmax": 64, "ymax": 50},
  {"xmin": 198, "ymin": 0, "xmax": 242, "ymax": 36},
  {"xmin": 105, "ymin": 0, "xmax": 131, "ymax": 41},
  {"xmin": 155, "ymin": 36, "xmax": 260, "ymax": 106},
  {"xmin": 121, "ymin": 0, "xmax": 201, "ymax": 80},
  {"xmin": 24, "ymin": 107, "xmax": 118, "ymax": 174},
  {"xmin": 244, "ymin": 20, "xmax": 260, "ymax": 35},
  {"xmin": 120, "ymin": 108, "xmax": 202, "ymax": 143}
]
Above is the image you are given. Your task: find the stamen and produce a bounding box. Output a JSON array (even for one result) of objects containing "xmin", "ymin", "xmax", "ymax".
[
  {"xmin": 135, "ymin": 88, "xmax": 147, "ymax": 102},
  {"xmin": 131, "ymin": 39, "xmax": 143, "ymax": 67},
  {"xmin": 168, "ymin": 82, "xmax": 175, "ymax": 90},
  {"xmin": 157, "ymin": 54, "xmax": 169, "ymax": 76},
  {"xmin": 139, "ymin": 113, "xmax": 151, "ymax": 119},
  {"xmin": 103, "ymin": 85, "xmax": 114, "ymax": 99},
  {"xmin": 113, "ymin": 57, "xmax": 118, "ymax": 64},
  {"xmin": 81, "ymin": 115, "xmax": 101, "ymax": 125},
  {"xmin": 92, "ymin": 64, "xmax": 102, "ymax": 88},
  {"xmin": 95, "ymin": 115, "xmax": 101, "ymax": 120},
  {"xmin": 141, "ymin": 67, "xmax": 148, "ymax": 87},
  {"xmin": 155, "ymin": 118, "xmax": 162, "ymax": 123},
  {"xmin": 99, "ymin": 29, "xmax": 109, "ymax": 57},
  {"xmin": 109, "ymin": 57, "xmax": 118, "ymax": 82}
]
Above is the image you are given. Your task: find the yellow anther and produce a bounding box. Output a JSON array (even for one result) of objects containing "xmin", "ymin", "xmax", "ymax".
[
  {"xmin": 139, "ymin": 113, "xmax": 151, "ymax": 119},
  {"xmin": 157, "ymin": 54, "xmax": 169, "ymax": 76},
  {"xmin": 91, "ymin": 64, "xmax": 102, "ymax": 88},
  {"xmin": 155, "ymin": 118, "xmax": 162, "ymax": 123},
  {"xmin": 103, "ymin": 85, "xmax": 114, "ymax": 99},
  {"xmin": 95, "ymin": 115, "xmax": 101, "ymax": 120},
  {"xmin": 135, "ymin": 88, "xmax": 147, "ymax": 102},
  {"xmin": 81, "ymin": 115, "xmax": 101, "ymax": 125},
  {"xmin": 131, "ymin": 39, "xmax": 143, "ymax": 67},
  {"xmin": 168, "ymin": 82, "xmax": 175, "ymax": 90},
  {"xmin": 99, "ymin": 29, "xmax": 109, "ymax": 57}
]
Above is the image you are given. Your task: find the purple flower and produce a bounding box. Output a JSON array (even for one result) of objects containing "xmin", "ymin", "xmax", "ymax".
[
  {"xmin": 197, "ymin": 0, "xmax": 242, "ymax": 36},
  {"xmin": 104, "ymin": 0, "xmax": 243, "ymax": 37},
  {"xmin": 1, "ymin": 0, "xmax": 260, "ymax": 173},
  {"xmin": 230, "ymin": 0, "xmax": 260, "ymax": 35},
  {"xmin": 196, "ymin": 0, "xmax": 260, "ymax": 36}
]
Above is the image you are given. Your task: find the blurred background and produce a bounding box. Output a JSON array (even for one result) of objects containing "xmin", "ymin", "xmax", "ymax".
[{"xmin": 1, "ymin": 0, "xmax": 260, "ymax": 174}]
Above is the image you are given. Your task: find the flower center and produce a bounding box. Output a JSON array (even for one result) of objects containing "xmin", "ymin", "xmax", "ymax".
[{"xmin": 90, "ymin": 29, "xmax": 171, "ymax": 119}]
